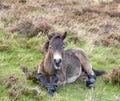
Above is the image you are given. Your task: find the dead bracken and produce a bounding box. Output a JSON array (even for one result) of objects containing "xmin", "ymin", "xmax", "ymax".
[
  {"xmin": 20, "ymin": 65, "xmax": 38, "ymax": 83},
  {"xmin": 0, "ymin": 73, "xmax": 41, "ymax": 100},
  {"xmin": 9, "ymin": 17, "xmax": 53, "ymax": 37},
  {"xmin": 0, "ymin": 3, "xmax": 10, "ymax": 9},
  {"xmin": 94, "ymin": 33, "xmax": 120, "ymax": 47},
  {"xmin": 103, "ymin": 66, "xmax": 120, "ymax": 85}
]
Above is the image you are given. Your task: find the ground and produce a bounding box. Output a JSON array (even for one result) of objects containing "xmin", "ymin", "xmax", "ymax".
[{"xmin": 0, "ymin": 0, "xmax": 120, "ymax": 101}]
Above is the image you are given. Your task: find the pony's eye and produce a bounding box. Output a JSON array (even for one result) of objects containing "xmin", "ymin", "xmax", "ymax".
[{"xmin": 49, "ymin": 45, "xmax": 52, "ymax": 49}]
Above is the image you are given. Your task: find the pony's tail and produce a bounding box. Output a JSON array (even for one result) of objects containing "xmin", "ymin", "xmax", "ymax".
[{"xmin": 92, "ymin": 68, "xmax": 106, "ymax": 76}]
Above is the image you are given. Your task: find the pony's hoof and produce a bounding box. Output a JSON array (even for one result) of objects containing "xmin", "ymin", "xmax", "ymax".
[
  {"xmin": 47, "ymin": 92, "xmax": 53, "ymax": 97},
  {"xmin": 47, "ymin": 89, "xmax": 53, "ymax": 97},
  {"xmin": 52, "ymin": 85, "xmax": 58, "ymax": 92},
  {"xmin": 86, "ymin": 75, "xmax": 96, "ymax": 88},
  {"xmin": 88, "ymin": 83, "xmax": 95, "ymax": 89},
  {"xmin": 86, "ymin": 81, "xmax": 95, "ymax": 88},
  {"xmin": 88, "ymin": 75, "xmax": 96, "ymax": 83},
  {"xmin": 46, "ymin": 84, "xmax": 57, "ymax": 96}
]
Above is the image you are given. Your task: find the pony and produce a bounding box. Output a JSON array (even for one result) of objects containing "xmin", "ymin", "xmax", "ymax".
[{"xmin": 36, "ymin": 32, "xmax": 105, "ymax": 96}]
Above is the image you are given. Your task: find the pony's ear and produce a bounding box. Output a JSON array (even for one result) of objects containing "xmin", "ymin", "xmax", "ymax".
[
  {"xmin": 45, "ymin": 32, "xmax": 52, "ymax": 40},
  {"xmin": 62, "ymin": 32, "xmax": 67, "ymax": 40}
]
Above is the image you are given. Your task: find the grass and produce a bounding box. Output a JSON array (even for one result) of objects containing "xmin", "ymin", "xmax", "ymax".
[{"xmin": 0, "ymin": 32, "xmax": 120, "ymax": 101}]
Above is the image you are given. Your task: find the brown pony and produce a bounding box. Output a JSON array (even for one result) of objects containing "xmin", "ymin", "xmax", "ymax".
[{"xmin": 36, "ymin": 32, "xmax": 105, "ymax": 96}]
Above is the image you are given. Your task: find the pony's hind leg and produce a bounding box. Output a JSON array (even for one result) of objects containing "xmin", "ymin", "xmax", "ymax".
[{"xmin": 74, "ymin": 49, "xmax": 96, "ymax": 88}]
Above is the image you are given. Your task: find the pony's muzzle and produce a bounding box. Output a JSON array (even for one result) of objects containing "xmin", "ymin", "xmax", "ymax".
[{"xmin": 53, "ymin": 54, "xmax": 62, "ymax": 69}]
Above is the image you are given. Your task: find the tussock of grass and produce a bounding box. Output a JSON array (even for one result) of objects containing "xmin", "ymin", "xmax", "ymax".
[
  {"xmin": 20, "ymin": 65, "xmax": 38, "ymax": 83},
  {"xmin": 103, "ymin": 66, "xmax": 120, "ymax": 85}
]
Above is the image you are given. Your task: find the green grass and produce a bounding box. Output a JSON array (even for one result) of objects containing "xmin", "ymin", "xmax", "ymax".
[{"xmin": 0, "ymin": 32, "xmax": 120, "ymax": 101}]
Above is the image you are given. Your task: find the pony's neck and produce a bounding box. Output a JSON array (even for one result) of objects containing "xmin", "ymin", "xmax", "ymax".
[
  {"xmin": 44, "ymin": 51, "xmax": 55, "ymax": 75},
  {"xmin": 44, "ymin": 51, "xmax": 52, "ymax": 64}
]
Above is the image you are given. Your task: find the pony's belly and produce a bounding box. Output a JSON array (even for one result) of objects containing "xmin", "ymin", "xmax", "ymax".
[
  {"xmin": 66, "ymin": 66, "xmax": 81, "ymax": 83},
  {"xmin": 56, "ymin": 67, "xmax": 81, "ymax": 86},
  {"xmin": 56, "ymin": 51, "xmax": 82, "ymax": 85}
]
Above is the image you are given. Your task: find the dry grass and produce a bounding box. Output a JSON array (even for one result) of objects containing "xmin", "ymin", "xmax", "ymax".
[
  {"xmin": 103, "ymin": 66, "xmax": 120, "ymax": 85},
  {"xmin": 0, "ymin": 0, "xmax": 119, "ymax": 39},
  {"xmin": 9, "ymin": 16, "xmax": 53, "ymax": 37}
]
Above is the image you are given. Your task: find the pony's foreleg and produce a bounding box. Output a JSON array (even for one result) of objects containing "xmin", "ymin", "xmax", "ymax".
[
  {"xmin": 36, "ymin": 73, "xmax": 49, "ymax": 88},
  {"xmin": 49, "ymin": 75, "xmax": 58, "ymax": 92},
  {"xmin": 37, "ymin": 63, "xmax": 55, "ymax": 96},
  {"xmin": 37, "ymin": 66, "xmax": 58, "ymax": 96},
  {"xmin": 37, "ymin": 64, "xmax": 49, "ymax": 87},
  {"xmin": 50, "ymin": 74, "xmax": 58, "ymax": 86},
  {"xmin": 36, "ymin": 73, "xmax": 55, "ymax": 96},
  {"xmin": 46, "ymin": 75, "xmax": 58, "ymax": 96}
]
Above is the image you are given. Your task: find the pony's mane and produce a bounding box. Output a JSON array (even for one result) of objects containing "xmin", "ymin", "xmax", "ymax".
[{"xmin": 42, "ymin": 40, "xmax": 49, "ymax": 52}]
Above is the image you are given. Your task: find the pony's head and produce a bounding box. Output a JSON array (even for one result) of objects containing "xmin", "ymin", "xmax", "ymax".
[{"xmin": 46, "ymin": 32, "xmax": 67, "ymax": 70}]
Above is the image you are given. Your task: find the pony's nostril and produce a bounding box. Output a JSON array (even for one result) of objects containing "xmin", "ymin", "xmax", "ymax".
[
  {"xmin": 59, "ymin": 59, "xmax": 62, "ymax": 63},
  {"xmin": 54, "ymin": 59, "xmax": 62, "ymax": 64}
]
